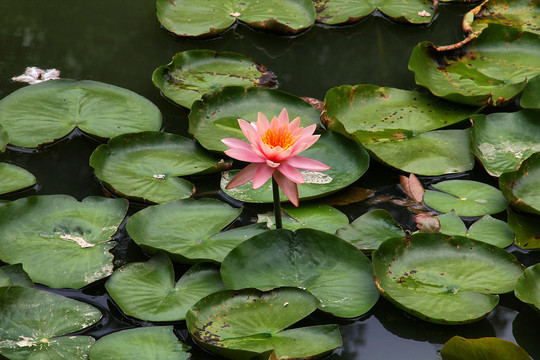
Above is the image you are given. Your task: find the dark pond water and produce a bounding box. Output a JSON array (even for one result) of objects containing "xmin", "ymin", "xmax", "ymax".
[{"xmin": 1, "ymin": 1, "xmax": 539, "ymax": 359}]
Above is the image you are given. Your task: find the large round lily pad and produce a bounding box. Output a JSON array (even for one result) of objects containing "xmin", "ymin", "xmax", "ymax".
[
  {"xmin": 90, "ymin": 131, "xmax": 227, "ymax": 204},
  {"xmin": 186, "ymin": 288, "xmax": 342, "ymax": 359},
  {"xmin": 221, "ymin": 229, "xmax": 379, "ymax": 318},
  {"xmin": 0, "ymin": 264, "xmax": 34, "ymax": 288},
  {"xmin": 314, "ymin": 0, "xmax": 435, "ymax": 25},
  {"xmin": 322, "ymin": 84, "xmax": 475, "ymax": 144},
  {"xmin": 0, "ymin": 286, "xmax": 102, "ymax": 360},
  {"xmin": 423, "ymin": 179, "xmax": 508, "ymax": 216},
  {"xmin": 0, "ymin": 79, "xmax": 162, "ymax": 148},
  {"xmin": 0, "ymin": 195, "xmax": 128, "ymax": 289},
  {"xmin": 189, "ymin": 85, "xmax": 322, "ymax": 152},
  {"xmin": 106, "ymin": 253, "xmax": 225, "ymax": 321},
  {"xmin": 0, "ymin": 124, "xmax": 7, "ymax": 152},
  {"xmin": 221, "ymin": 131, "xmax": 369, "ymax": 203},
  {"xmin": 521, "ymin": 76, "xmax": 540, "ymax": 109},
  {"xmin": 499, "ymin": 152, "xmax": 540, "ymax": 215},
  {"xmin": 0, "ymin": 162, "xmax": 36, "ymax": 195},
  {"xmin": 157, "ymin": 0, "xmax": 316, "ymax": 37},
  {"xmin": 507, "ymin": 207, "xmax": 540, "ymax": 250},
  {"xmin": 89, "ymin": 326, "xmax": 190, "ymax": 360},
  {"xmin": 126, "ymin": 198, "xmax": 266, "ymax": 263},
  {"xmin": 372, "ymin": 233, "xmax": 524, "ymax": 324},
  {"xmin": 470, "ymin": 111, "xmax": 540, "ymax": 176},
  {"xmin": 409, "ymin": 24, "xmax": 540, "ymax": 106},
  {"xmin": 336, "ymin": 209, "xmax": 406, "ymax": 251},
  {"xmin": 152, "ymin": 50, "xmax": 277, "ymax": 109},
  {"xmin": 363, "ymin": 129, "xmax": 474, "ymax": 176},
  {"xmin": 441, "ymin": 336, "xmax": 532, "ymax": 360},
  {"xmin": 469, "ymin": 0, "xmax": 540, "ymax": 36},
  {"xmin": 514, "ymin": 263, "xmax": 540, "ymax": 312}
]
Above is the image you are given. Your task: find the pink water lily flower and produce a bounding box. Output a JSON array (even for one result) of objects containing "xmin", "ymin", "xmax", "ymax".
[{"xmin": 221, "ymin": 108, "xmax": 330, "ymax": 207}]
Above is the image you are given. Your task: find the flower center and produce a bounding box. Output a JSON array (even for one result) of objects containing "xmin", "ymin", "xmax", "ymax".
[{"xmin": 261, "ymin": 128, "xmax": 296, "ymax": 150}]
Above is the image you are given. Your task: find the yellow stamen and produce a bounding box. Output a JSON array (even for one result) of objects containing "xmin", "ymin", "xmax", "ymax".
[{"xmin": 261, "ymin": 127, "xmax": 296, "ymax": 150}]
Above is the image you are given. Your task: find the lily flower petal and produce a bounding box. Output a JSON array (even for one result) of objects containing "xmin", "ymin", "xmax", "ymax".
[
  {"xmin": 273, "ymin": 171, "xmax": 299, "ymax": 207},
  {"xmin": 225, "ymin": 163, "xmax": 259, "ymax": 189},
  {"xmin": 221, "ymin": 137, "xmax": 252, "ymax": 151},
  {"xmin": 224, "ymin": 148, "xmax": 265, "ymax": 163},
  {"xmin": 253, "ymin": 164, "xmax": 274, "ymax": 189},
  {"xmin": 285, "ymin": 156, "xmax": 330, "ymax": 171},
  {"xmin": 277, "ymin": 162, "xmax": 304, "ymax": 184}
]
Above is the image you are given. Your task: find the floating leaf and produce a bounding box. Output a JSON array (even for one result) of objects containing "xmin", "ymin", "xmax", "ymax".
[
  {"xmin": 90, "ymin": 131, "xmax": 226, "ymax": 204},
  {"xmin": 106, "ymin": 253, "xmax": 225, "ymax": 321},
  {"xmin": 363, "ymin": 129, "xmax": 474, "ymax": 176},
  {"xmin": 423, "ymin": 179, "xmax": 508, "ymax": 216},
  {"xmin": 0, "ymin": 195, "xmax": 128, "ymax": 289},
  {"xmin": 507, "ymin": 207, "xmax": 540, "ymax": 250},
  {"xmin": 414, "ymin": 213, "xmax": 441, "ymax": 232},
  {"xmin": 89, "ymin": 326, "xmax": 190, "ymax": 360},
  {"xmin": 221, "ymin": 229, "xmax": 379, "ymax": 318},
  {"xmin": 372, "ymin": 233, "xmax": 524, "ymax": 324},
  {"xmin": 409, "ymin": 24, "xmax": 540, "ymax": 106},
  {"xmin": 314, "ymin": 0, "xmax": 435, "ymax": 25},
  {"xmin": 258, "ymin": 203, "xmax": 349, "ymax": 233},
  {"xmin": 189, "ymin": 86, "xmax": 322, "ymax": 152},
  {"xmin": 0, "ymin": 162, "xmax": 36, "ymax": 195},
  {"xmin": 521, "ymin": 75, "xmax": 540, "ymax": 109},
  {"xmin": 126, "ymin": 198, "xmax": 266, "ymax": 263},
  {"xmin": 221, "ymin": 131, "xmax": 369, "ymax": 203},
  {"xmin": 441, "ymin": 336, "xmax": 532, "ymax": 360},
  {"xmin": 0, "ymin": 264, "xmax": 33, "ymax": 288},
  {"xmin": 400, "ymin": 173, "xmax": 424, "ymax": 203},
  {"xmin": 0, "ymin": 79, "xmax": 162, "ymax": 148},
  {"xmin": 514, "ymin": 263, "xmax": 540, "ymax": 312},
  {"xmin": 469, "ymin": 0, "xmax": 540, "ymax": 36},
  {"xmin": 186, "ymin": 288, "xmax": 342, "ymax": 359},
  {"xmin": 470, "ymin": 111, "xmax": 540, "ymax": 176},
  {"xmin": 336, "ymin": 209, "xmax": 406, "ymax": 251},
  {"xmin": 0, "ymin": 286, "xmax": 101, "ymax": 360},
  {"xmin": 499, "ymin": 152, "xmax": 540, "ymax": 215},
  {"xmin": 157, "ymin": 0, "xmax": 316, "ymax": 37},
  {"xmin": 152, "ymin": 50, "xmax": 278, "ymax": 109},
  {"xmin": 322, "ymin": 84, "xmax": 475, "ymax": 143}
]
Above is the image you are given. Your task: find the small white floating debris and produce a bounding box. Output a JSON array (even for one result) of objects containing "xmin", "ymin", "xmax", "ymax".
[
  {"xmin": 153, "ymin": 174, "xmax": 166, "ymax": 179},
  {"xmin": 418, "ymin": 10, "xmax": 431, "ymax": 17},
  {"xmin": 230, "ymin": 12, "xmax": 241, "ymax": 17},
  {"xmin": 12, "ymin": 66, "xmax": 61, "ymax": 84},
  {"xmin": 283, "ymin": 302, "xmax": 289, "ymax": 307}
]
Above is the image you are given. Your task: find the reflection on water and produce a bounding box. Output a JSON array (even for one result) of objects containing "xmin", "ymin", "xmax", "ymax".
[{"xmin": 1, "ymin": 1, "xmax": 538, "ymax": 359}]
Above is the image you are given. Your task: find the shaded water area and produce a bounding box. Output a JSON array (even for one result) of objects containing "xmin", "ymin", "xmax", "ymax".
[{"xmin": 1, "ymin": 1, "xmax": 539, "ymax": 359}]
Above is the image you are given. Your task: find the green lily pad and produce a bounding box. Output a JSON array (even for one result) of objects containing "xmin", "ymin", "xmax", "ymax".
[
  {"xmin": 258, "ymin": 203, "xmax": 349, "ymax": 233},
  {"xmin": 0, "ymin": 79, "xmax": 162, "ymax": 148},
  {"xmin": 0, "ymin": 286, "xmax": 101, "ymax": 360},
  {"xmin": 441, "ymin": 336, "xmax": 532, "ymax": 360},
  {"xmin": 507, "ymin": 207, "xmax": 540, "ymax": 250},
  {"xmin": 336, "ymin": 209, "xmax": 406, "ymax": 251},
  {"xmin": 0, "ymin": 264, "xmax": 34, "ymax": 288},
  {"xmin": 314, "ymin": 0, "xmax": 435, "ymax": 25},
  {"xmin": 521, "ymin": 75, "xmax": 540, "ymax": 109},
  {"xmin": 0, "ymin": 124, "xmax": 8, "ymax": 152},
  {"xmin": 470, "ymin": 111, "xmax": 540, "ymax": 176},
  {"xmin": 499, "ymin": 152, "xmax": 540, "ymax": 215},
  {"xmin": 322, "ymin": 84, "xmax": 475, "ymax": 143},
  {"xmin": 409, "ymin": 24, "xmax": 540, "ymax": 106},
  {"xmin": 470, "ymin": 0, "xmax": 540, "ymax": 36},
  {"xmin": 372, "ymin": 233, "xmax": 524, "ymax": 324},
  {"xmin": 157, "ymin": 0, "xmax": 316, "ymax": 37},
  {"xmin": 437, "ymin": 212, "xmax": 514, "ymax": 248},
  {"xmin": 189, "ymin": 86, "xmax": 322, "ymax": 152},
  {"xmin": 514, "ymin": 263, "xmax": 540, "ymax": 312},
  {"xmin": 221, "ymin": 131, "xmax": 369, "ymax": 203},
  {"xmin": 186, "ymin": 288, "xmax": 342, "ymax": 359},
  {"xmin": 126, "ymin": 198, "xmax": 266, "ymax": 263},
  {"xmin": 106, "ymin": 253, "xmax": 225, "ymax": 321},
  {"xmin": 363, "ymin": 129, "xmax": 474, "ymax": 176},
  {"xmin": 90, "ymin": 131, "xmax": 227, "ymax": 204},
  {"xmin": 221, "ymin": 228, "xmax": 379, "ymax": 318},
  {"xmin": 0, "ymin": 195, "xmax": 128, "ymax": 289},
  {"xmin": 152, "ymin": 50, "xmax": 278, "ymax": 109},
  {"xmin": 423, "ymin": 179, "xmax": 508, "ymax": 216},
  {"xmin": 89, "ymin": 326, "xmax": 190, "ymax": 360},
  {"xmin": 0, "ymin": 162, "xmax": 36, "ymax": 195}
]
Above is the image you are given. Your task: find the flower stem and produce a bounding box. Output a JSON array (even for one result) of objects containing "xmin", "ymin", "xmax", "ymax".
[{"xmin": 272, "ymin": 176, "xmax": 282, "ymax": 229}]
